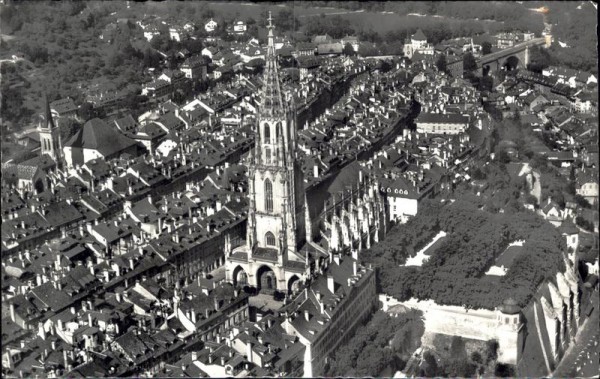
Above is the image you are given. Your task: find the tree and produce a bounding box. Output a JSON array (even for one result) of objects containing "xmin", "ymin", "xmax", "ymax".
[
  {"xmin": 471, "ymin": 351, "xmax": 483, "ymax": 364},
  {"xmin": 463, "ymin": 52, "xmax": 477, "ymax": 73},
  {"xmin": 275, "ymin": 8, "xmax": 299, "ymax": 32},
  {"xmin": 359, "ymin": 43, "xmax": 379, "ymax": 57},
  {"xmin": 450, "ymin": 336, "xmax": 467, "ymax": 359},
  {"xmin": 78, "ymin": 102, "xmax": 97, "ymax": 121},
  {"xmin": 574, "ymin": 194, "xmax": 591, "ymax": 209},
  {"xmin": 482, "ymin": 41, "xmax": 492, "ymax": 55},
  {"xmin": 527, "ymin": 45, "xmax": 554, "ymax": 73},
  {"xmin": 343, "ymin": 42, "xmax": 355, "ymax": 56},
  {"xmin": 576, "ymin": 216, "xmax": 594, "ymax": 232},
  {"xmin": 142, "ymin": 48, "xmax": 161, "ymax": 69},
  {"xmin": 494, "ymin": 363, "xmax": 516, "ymax": 377},
  {"xmin": 422, "ymin": 351, "xmax": 440, "ymax": 377},
  {"xmin": 480, "ymin": 75, "xmax": 494, "ymax": 92},
  {"xmin": 58, "ymin": 118, "xmax": 81, "ymax": 141},
  {"xmin": 436, "ymin": 54, "xmax": 447, "ymax": 73},
  {"xmin": 486, "ymin": 340, "xmax": 499, "ymax": 362}
]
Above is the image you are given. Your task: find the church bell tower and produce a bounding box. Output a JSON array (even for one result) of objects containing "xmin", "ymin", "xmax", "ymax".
[
  {"xmin": 226, "ymin": 13, "xmax": 310, "ymax": 294},
  {"xmin": 38, "ymin": 96, "xmax": 63, "ymax": 167},
  {"xmin": 247, "ymin": 12, "xmax": 307, "ymax": 264}
]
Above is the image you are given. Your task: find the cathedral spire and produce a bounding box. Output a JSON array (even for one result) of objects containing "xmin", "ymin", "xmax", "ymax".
[
  {"xmin": 261, "ymin": 11, "xmax": 286, "ymax": 117},
  {"xmin": 40, "ymin": 94, "xmax": 56, "ymax": 131}
]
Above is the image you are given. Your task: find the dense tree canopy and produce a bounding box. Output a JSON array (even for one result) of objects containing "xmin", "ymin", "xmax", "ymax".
[
  {"xmin": 435, "ymin": 54, "xmax": 447, "ymax": 73},
  {"xmin": 366, "ymin": 192, "xmax": 567, "ymax": 310},
  {"xmin": 481, "ymin": 41, "xmax": 492, "ymax": 55},
  {"xmin": 463, "ymin": 52, "xmax": 477, "ymax": 73},
  {"xmin": 326, "ymin": 310, "xmax": 424, "ymax": 376}
]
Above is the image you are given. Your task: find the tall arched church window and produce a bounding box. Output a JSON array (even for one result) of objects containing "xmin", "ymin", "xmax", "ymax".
[
  {"xmin": 263, "ymin": 123, "xmax": 270, "ymax": 143},
  {"xmin": 275, "ymin": 122, "xmax": 282, "ymax": 140},
  {"xmin": 264, "ymin": 178, "xmax": 273, "ymax": 212},
  {"xmin": 265, "ymin": 147, "xmax": 271, "ymax": 164},
  {"xmin": 265, "ymin": 232, "xmax": 276, "ymax": 246}
]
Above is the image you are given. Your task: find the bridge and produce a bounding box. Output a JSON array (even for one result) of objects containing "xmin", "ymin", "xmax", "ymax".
[{"xmin": 477, "ymin": 37, "xmax": 548, "ymax": 74}]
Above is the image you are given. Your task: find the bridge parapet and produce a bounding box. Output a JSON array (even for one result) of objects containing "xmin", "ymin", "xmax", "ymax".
[{"xmin": 478, "ymin": 38, "xmax": 546, "ymax": 67}]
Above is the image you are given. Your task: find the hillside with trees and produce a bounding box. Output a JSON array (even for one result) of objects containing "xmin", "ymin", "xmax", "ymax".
[{"xmin": 0, "ymin": 1, "xmax": 256, "ymax": 132}]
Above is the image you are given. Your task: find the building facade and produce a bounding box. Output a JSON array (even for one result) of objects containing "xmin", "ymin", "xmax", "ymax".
[
  {"xmin": 416, "ymin": 113, "xmax": 470, "ymax": 135},
  {"xmin": 403, "ymin": 29, "xmax": 435, "ymax": 59}
]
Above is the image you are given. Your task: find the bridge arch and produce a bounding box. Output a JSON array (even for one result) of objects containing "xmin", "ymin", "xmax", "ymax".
[{"xmin": 502, "ymin": 56, "xmax": 520, "ymax": 71}]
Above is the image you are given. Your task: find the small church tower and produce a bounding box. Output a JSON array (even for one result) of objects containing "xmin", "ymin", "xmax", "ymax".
[{"xmin": 38, "ymin": 96, "xmax": 63, "ymax": 167}]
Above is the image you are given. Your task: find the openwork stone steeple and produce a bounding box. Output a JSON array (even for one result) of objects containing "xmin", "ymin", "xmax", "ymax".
[{"xmin": 260, "ymin": 12, "xmax": 286, "ymax": 118}]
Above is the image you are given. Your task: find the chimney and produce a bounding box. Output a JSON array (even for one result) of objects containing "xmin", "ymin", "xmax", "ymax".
[
  {"xmin": 57, "ymin": 319, "xmax": 64, "ymax": 331},
  {"xmin": 192, "ymin": 351, "xmax": 198, "ymax": 361},
  {"xmin": 353, "ymin": 261, "xmax": 358, "ymax": 276},
  {"xmin": 333, "ymin": 254, "xmax": 340, "ymax": 265},
  {"xmin": 88, "ymin": 313, "xmax": 93, "ymax": 327},
  {"xmin": 246, "ymin": 341, "xmax": 253, "ymax": 362},
  {"xmin": 327, "ymin": 274, "xmax": 335, "ymax": 293},
  {"xmin": 214, "ymin": 296, "xmax": 220, "ymax": 311},
  {"xmin": 63, "ymin": 349, "xmax": 69, "ymax": 369},
  {"xmin": 39, "ymin": 322, "xmax": 46, "ymax": 340},
  {"xmin": 304, "ymin": 310, "xmax": 310, "ymax": 322}
]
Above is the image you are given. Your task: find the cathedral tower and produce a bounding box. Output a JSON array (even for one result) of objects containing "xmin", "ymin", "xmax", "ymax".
[
  {"xmin": 38, "ymin": 96, "xmax": 63, "ymax": 167},
  {"xmin": 226, "ymin": 13, "xmax": 310, "ymax": 294}
]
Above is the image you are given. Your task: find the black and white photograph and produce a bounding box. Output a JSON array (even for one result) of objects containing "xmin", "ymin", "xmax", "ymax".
[{"xmin": 0, "ymin": 1, "xmax": 598, "ymax": 377}]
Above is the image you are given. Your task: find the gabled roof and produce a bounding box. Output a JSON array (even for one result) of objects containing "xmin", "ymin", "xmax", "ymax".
[
  {"xmin": 50, "ymin": 97, "xmax": 78, "ymax": 115},
  {"xmin": 412, "ymin": 29, "xmax": 427, "ymax": 41},
  {"xmin": 114, "ymin": 114, "xmax": 137, "ymax": 132},
  {"xmin": 559, "ymin": 219, "xmax": 579, "ymax": 235},
  {"xmin": 65, "ymin": 118, "xmax": 138, "ymax": 157}
]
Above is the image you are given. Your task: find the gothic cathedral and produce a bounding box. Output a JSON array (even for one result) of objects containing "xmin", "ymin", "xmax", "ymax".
[{"xmin": 226, "ymin": 14, "xmax": 313, "ymax": 294}]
